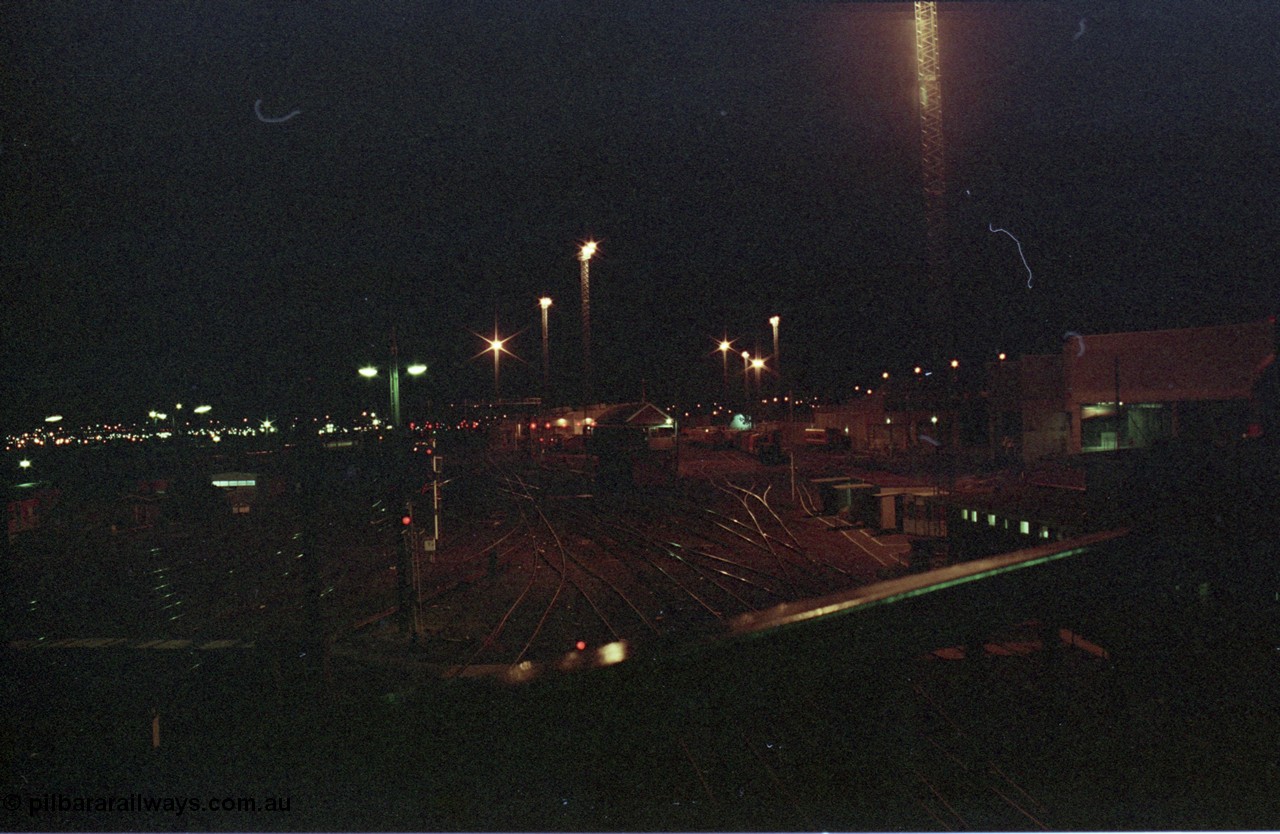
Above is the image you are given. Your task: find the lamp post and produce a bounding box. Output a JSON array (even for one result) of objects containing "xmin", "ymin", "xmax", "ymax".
[
  {"xmin": 473, "ymin": 320, "xmax": 516, "ymax": 403},
  {"xmin": 579, "ymin": 240, "xmax": 597, "ymax": 404},
  {"xmin": 539, "ymin": 296, "xmax": 552, "ymax": 402},
  {"xmin": 751, "ymin": 356, "xmax": 766, "ymax": 399},
  {"xmin": 718, "ymin": 337, "xmax": 732, "ymax": 402},
  {"xmin": 741, "ymin": 350, "xmax": 751, "ymax": 402},
  {"xmin": 359, "ymin": 327, "xmax": 427, "ymax": 428},
  {"xmin": 491, "ymin": 338, "xmax": 503, "ymax": 399},
  {"xmin": 769, "ymin": 315, "xmax": 781, "ymax": 389}
]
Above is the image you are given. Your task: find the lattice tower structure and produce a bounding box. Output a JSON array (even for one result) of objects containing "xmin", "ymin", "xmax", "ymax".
[{"xmin": 914, "ymin": 1, "xmax": 950, "ymax": 360}]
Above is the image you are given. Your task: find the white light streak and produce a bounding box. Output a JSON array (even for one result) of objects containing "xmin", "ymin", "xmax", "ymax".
[
  {"xmin": 989, "ymin": 223, "xmax": 1035, "ymax": 288},
  {"xmin": 254, "ymin": 99, "xmax": 301, "ymax": 124}
]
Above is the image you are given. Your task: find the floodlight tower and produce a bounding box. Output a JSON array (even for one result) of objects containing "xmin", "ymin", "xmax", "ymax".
[
  {"xmin": 578, "ymin": 240, "xmax": 597, "ymax": 404},
  {"xmin": 915, "ymin": 1, "xmax": 949, "ymax": 360}
]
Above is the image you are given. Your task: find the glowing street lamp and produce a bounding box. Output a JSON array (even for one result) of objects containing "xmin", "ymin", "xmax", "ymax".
[
  {"xmin": 358, "ymin": 327, "xmax": 427, "ymax": 428},
  {"xmin": 539, "ymin": 296, "xmax": 553, "ymax": 400},
  {"xmin": 488, "ymin": 335, "xmax": 509, "ymax": 400},
  {"xmin": 471, "ymin": 323, "xmax": 519, "ymax": 402},
  {"xmin": 44, "ymin": 414, "xmax": 63, "ymax": 423},
  {"xmin": 579, "ymin": 240, "xmax": 597, "ymax": 403},
  {"xmin": 751, "ymin": 356, "xmax": 766, "ymax": 398},
  {"xmin": 717, "ymin": 336, "xmax": 732, "ymax": 399}
]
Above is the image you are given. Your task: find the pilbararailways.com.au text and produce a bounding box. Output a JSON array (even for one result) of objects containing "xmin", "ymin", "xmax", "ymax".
[{"xmin": 13, "ymin": 792, "xmax": 292, "ymax": 817}]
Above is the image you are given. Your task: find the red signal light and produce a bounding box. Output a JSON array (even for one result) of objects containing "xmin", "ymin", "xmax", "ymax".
[
  {"xmin": 401, "ymin": 515, "xmax": 413, "ymax": 526},
  {"xmin": 575, "ymin": 640, "xmax": 587, "ymax": 651}
]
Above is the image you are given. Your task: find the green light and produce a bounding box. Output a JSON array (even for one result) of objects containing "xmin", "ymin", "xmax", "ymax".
[
  {"xmin": 19, "ymin": 459, "xmax": 31, "ymax": 469},
  {"xmin": 193, "ymin": 405, "xmax": 212, "ymax": 414},
  {"xmin": 738, "ymin": 535, "xmax": 1125, "ymax": 635},
  {"xmin": 212, "ymin": 478, "xmax": 255, "ymax": 488},
  {"xmin": 406, "ymin": 363, "xmax": 428, "ymax": 376},
  {"xmin": 358, "ymin": 366, "xmax": 378, "ymax": 378}
]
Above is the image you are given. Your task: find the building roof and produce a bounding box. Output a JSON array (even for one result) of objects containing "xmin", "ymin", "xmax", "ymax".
[
  {"xmin": 1064, "ymin": 318, "xmax": 1274, "ymax": 404},
  {"xmin": 593, "ymin": 402, "xmax": 674, "ymax": 427}
]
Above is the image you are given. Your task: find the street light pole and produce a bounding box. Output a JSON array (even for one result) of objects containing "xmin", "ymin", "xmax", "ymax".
[
  {"xmin": 539, "ymin": 296, "xmax": 552, "ymax": 403},
  {"xmin": 751, "ymin": 357, "xmax": 766, "ymax": 400},
  {"xmin": 389, "ymin": 326, "xmax": 402, "ymax": 428},
  {"xmin": 769, "ymin": 315, "xmax": 781, "ymax": 391},
  {"xmin": 360, "ymin": 327, "xmax": 427, "ymax": 429},
  {"xmin": 490, "ymin": 338, "xmax": 504, "ymax": 400},
  {"xmin": 579, "ymin": 241, "xmax": 596, "ymax": 404},
  {"xmin": 718, "ymin": 337, "xmax": 731, "ymax": 403}
]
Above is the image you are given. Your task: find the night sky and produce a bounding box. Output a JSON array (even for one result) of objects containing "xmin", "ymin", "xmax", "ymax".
[{"xmin": 4, "ymin": 1, "xmax": 1277, "ymax": 427}]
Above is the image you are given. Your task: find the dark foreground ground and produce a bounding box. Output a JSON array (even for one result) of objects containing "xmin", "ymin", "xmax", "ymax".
[
  {"xmin": 7, "ymin": 527, "xmax": 1280, "ymax": 832},
  {"xmin": 5, "ymin": 438, "xmax": 1280, "ymax": 831}
]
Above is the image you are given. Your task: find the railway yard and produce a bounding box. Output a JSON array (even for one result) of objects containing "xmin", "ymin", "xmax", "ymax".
[
  {"xmin": 362, "ymin": 446, "xmax": 916, "ymax": 675},
  {"xmin": 8, "ymin": 440, "xmax": 1280, "ymax": 830}
]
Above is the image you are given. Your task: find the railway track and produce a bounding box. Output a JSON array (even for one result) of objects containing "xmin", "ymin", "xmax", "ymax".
[{"xmin": 399, "ymin": 457, "xmax": 883, "ymax": 673}]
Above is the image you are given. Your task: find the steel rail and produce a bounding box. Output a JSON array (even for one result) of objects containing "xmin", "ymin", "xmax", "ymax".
[
  {"xmin": 549, "ymin": 495, "xmax": 771, "ymax": 618},
  {"xmin": 514, "ymin": 471, "xmax": 656, "ymax": 648}
]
